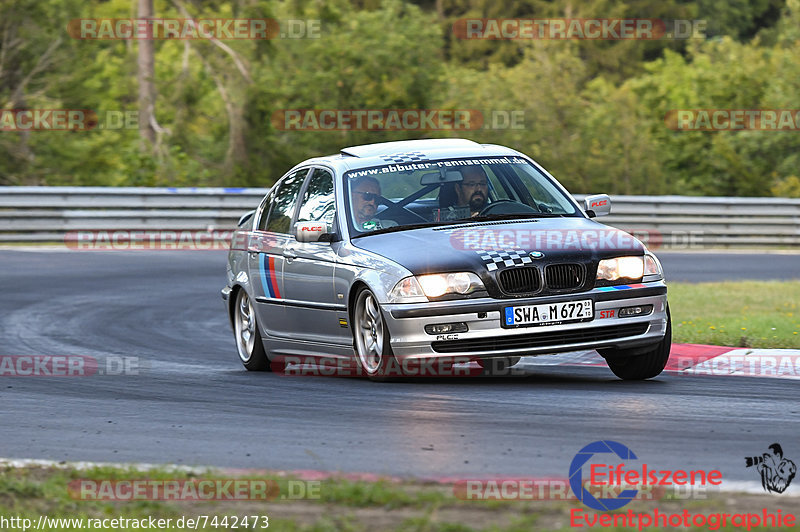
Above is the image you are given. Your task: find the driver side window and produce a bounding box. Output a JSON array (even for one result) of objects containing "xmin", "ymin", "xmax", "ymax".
[{"xmin": 296, "ymin": 168, "xmax": 335, "ymax": 225}]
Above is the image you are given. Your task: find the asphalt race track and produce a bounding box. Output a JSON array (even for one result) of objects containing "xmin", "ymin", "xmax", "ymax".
[
  {"xmin": 1, "ymin": 249, "xmax": 798, "ymax": 483},
  {"xmin": 658, "ymin": 251, "xmax": 800, "ymax": 282}
]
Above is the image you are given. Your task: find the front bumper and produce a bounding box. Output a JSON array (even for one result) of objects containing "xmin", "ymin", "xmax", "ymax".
[{"xmin": 382, "ymin": 283, "xmax": 668, "ymax": 360}]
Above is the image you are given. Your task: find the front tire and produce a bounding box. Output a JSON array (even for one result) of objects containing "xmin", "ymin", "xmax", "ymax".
[
  {"xmin": 234, "ymin": 289, "xmax": 271, "ymax": 371},
  {"xmin": 604, "ymin": 308, "xmax": 671, "ymax": 380},
  {"xmin": 352, "ymin": 287, "xmax": 399, "ymax": 381}
]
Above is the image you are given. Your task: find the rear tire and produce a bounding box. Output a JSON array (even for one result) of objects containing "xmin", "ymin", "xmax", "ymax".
[
  {"xmin": 234, "ymin": 289, "xmax": 271, "ymax": 371},
  {"xmin": 604, "ymin": 307, "xmax": 671, "ymax": 380}
]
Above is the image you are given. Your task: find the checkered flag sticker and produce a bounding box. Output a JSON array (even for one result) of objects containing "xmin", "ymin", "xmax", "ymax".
[
  {"xmin": 476, "ymin": 249, "xmax": 533, "ymax": 271},
  {"xmin": 380, "ymin": 151, "xmax": 427, "ymax": 164}
]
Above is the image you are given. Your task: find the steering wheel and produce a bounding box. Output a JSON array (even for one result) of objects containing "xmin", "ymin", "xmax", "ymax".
[
  {"xmin": 377, "ymin": 200, "xmax": 428, "ymax": 223},
  {"xmin": 478, "ymin": 199, "xmax": 540, "ymax": 216}
]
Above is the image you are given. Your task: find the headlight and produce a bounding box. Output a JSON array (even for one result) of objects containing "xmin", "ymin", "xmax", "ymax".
[
  {"xmin": 389, "ymin": 272, "xmax": 484, "ymax": 302},
  {"xmin": 418, "ymin": 272, "xmax": 483, "ymax": 297},
  {"xmin": 643, "ymin": 253, "xmax": 664, "ymax": 280},
  {"xmin": 388, "ymin": 277, "xmax": 427, "ymax": 303},
  {"xmin": 596, "ymin": 256, "xmax": 644, "ymax": 282}
]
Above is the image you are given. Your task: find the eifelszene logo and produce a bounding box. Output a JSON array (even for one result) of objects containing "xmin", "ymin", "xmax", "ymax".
[
  {"xmin": 569, "ymin": 440, "xmax": 722, "ymax": 511},
  {"xmin": 569, "ymin": 441, "xmax": 640, "ymax": 511},
  {"xmin": 745, "ymin": 443, "xmax": 797, "ymax": 494}
]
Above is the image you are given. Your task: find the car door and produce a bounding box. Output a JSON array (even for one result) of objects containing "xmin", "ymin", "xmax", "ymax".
[
  {"xmin": 248, "ymin": 168, "xmax": 309, "ymax": 338},
  {"xmin": 281, "ymin": 167, "xmax": 350, "ymax": 345}
]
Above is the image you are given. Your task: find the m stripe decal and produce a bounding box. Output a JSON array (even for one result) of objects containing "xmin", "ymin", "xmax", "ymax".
[
  {"xmin": 259, "ymin": 253, "xmax": 273, "ymax": 297},
  {"xmin": 259, "ymin": 254, "xmax": 281, "ymax": 298},
  {"xmin": 596, "ymin": 283, "xmax": 647, "ymax": 292},
  {"xmin": 268, "ymin": 256, "xmax": 281, "ymax": 298}
]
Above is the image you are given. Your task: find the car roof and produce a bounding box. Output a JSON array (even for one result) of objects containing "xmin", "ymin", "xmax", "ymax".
[{"xmin": 292, "ymin": 138, "xmax": 525, "ymax": 174}]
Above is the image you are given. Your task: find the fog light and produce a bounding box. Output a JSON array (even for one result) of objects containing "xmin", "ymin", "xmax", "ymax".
[
  {"xmin": 425, "ymin": 323, "xmax": 468, "ymax": 335},
  {"xmin": 618, "ymin": 305, "xmax": 654, "ymax": 317}
]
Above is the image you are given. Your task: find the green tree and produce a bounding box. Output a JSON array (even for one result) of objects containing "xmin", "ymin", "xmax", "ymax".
[{"xmin": 245, "ymin": 0, "xmax": 446, "ymax": 183}]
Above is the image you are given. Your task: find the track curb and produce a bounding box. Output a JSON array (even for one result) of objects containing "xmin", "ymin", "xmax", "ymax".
[{"xmin": 522, "ymin": 343, "xmax": 800, "ymax": 379}]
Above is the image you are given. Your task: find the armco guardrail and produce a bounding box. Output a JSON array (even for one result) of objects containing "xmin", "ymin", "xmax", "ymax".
[
  {"xmin": 0, "ymin": 187, "xmax": 799, "ymax": 248},
  {"xmin": 574, "ymin": 194, "xmax": 800, "ymax": 248},
  {"xmin": 0, "ymin": 186, "xmax": 268, "ymax": 243}
]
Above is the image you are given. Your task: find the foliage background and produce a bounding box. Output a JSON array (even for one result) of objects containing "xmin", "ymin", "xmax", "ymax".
[{"xmin": 1, "ymin": 0, "xmax": 799, "ymax": 195}]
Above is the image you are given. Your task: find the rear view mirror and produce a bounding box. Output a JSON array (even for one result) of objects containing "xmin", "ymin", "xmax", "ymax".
[
  {"xmin": 584, "ymin": 194, "xmax": 611, "ymax": 217},
  {"xmin": 420, "ymin": 170, "xmax": 464, "ymax": 186},
  {"xmin": 294, "ymin": 221, "xmax": 333, "ymax": 243}
]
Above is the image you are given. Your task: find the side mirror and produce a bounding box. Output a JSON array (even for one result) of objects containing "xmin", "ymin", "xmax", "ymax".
[
  {"xmin": 583, "ymin": 194, "xmax": 611, "ymax": 218},
  {"xmin": 238, "ymin": 210, "xmax": 256, "ymax": 227},
  {"xmin": 294, "ymin": 221, "xmax": 333, "ymax": 243}
]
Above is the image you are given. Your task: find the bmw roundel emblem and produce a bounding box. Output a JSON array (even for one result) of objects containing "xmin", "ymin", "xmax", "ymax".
[{"xmin": 530, "ymin": 251, "xmax": 545, "ymax": 259}]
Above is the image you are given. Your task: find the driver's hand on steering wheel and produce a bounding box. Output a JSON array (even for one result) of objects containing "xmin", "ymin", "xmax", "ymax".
[{"xmin": 471, "ymin": 199, "xmax": 489, "ymax": 217}]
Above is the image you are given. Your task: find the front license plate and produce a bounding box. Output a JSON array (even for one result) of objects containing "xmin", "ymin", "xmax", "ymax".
[{"xmin": 503, "ymin": 300, "xmax": 593, "ymax": 328}]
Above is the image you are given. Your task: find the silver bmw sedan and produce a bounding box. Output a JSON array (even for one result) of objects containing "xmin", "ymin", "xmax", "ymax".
[{"xmin": 222, "ymin": 138, "xmax": 670, "ymax": 380}]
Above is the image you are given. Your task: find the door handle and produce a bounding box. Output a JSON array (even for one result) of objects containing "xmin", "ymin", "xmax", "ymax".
[{"xmin": 284, "ymin": 248, "xmax": 297, "ymax": 261}]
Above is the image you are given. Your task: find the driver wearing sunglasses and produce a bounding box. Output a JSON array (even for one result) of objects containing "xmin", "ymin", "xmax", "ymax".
[
  {"xmin": 350, "ymin": 176, "xmax": 399, "ymax": 232},
  {"xmin": 351, "ymin": 176, "xmax": 383, "ymax": 226}
]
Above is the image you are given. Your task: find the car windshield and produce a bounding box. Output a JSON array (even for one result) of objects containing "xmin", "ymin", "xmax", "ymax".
[{"xmin": 344, "ymin": 155, "xmax": 579, "ymax": 235}]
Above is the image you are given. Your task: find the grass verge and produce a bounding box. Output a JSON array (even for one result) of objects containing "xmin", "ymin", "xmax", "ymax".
[
  {"xmin": 1, "ymin": 465, "xmax": 799, "ymax": 531},
  {"xmin": 669, "ymin": 281, "xmax": 800, "ymax": 348}
]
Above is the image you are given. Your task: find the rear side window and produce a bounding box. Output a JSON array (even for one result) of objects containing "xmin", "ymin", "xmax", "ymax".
[
  {"xmin": 255, "ymin": 191, "xmax": 275, "ymax": 231},
  {"xmin": 260, "ymin": 168, "xmax": 309, "ymax": 233}
]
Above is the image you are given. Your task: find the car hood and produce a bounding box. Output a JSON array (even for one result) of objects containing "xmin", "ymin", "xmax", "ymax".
[{"xmin": 350, "ymin": 217, "xmax": 644, "ymax": 276}]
